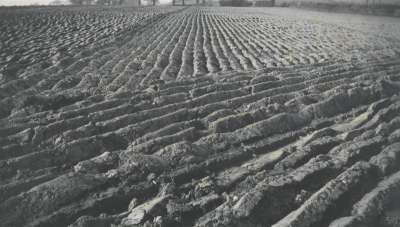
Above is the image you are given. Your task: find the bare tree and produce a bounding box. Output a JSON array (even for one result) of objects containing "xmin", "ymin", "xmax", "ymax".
[
  {"xmin": 69, "ymin": 0, "xmax": 94, "ymax": 5},
  {"xmin": 143, "ymin": 0, "xmax": 157, "ymax": 6},
  {"xmin": 69, "ymin": 0, "xmax": 84, "ymax": 4},
  {"xmin": 96, "ymin": 0, "xmax": 111, "ymax": 5}
]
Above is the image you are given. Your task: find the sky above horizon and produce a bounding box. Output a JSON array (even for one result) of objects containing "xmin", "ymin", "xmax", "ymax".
[
  {"xmin": 0, "ymin": 0, "xmax": 172, "ymax": 6},
  {"xmin": 0, "ymin": 0, "xmax": 58, "ymax": 5}
]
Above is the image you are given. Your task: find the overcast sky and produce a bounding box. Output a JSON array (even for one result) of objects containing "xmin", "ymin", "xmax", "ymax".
[
  {"xmin": 0, "ymin": 0, "xmax": 172, "ymax": 6},
  {"xmin": 0, "ymin": 0, "xmax": 56, "ymax": 5}
]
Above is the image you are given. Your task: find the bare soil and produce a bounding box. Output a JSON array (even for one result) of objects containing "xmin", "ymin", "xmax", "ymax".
[{"xmin": 1, "ymin": 6, "xmax": 400, "ymax": 227}]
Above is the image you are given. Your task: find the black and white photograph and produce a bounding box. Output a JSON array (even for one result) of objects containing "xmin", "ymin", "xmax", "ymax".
[{"xmin": 0, "ymin": 0, "xmax": 400, "ymax": 226}]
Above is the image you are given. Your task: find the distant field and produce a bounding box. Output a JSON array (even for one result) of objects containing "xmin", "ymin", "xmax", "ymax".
[
  {"xmin": 276, "ymin": 0, "xmax": 400, "ymax": 6},
  {"xmin": 275, "ymin": 0, "xmax": 400, "ymax": 17},
  {"xmin": 1, "ymin": 6, "xmax": 400, "ymax": 227},
  {"xmin": 0, "ymin": 6, "xmax": 182, "ymax": 78}
]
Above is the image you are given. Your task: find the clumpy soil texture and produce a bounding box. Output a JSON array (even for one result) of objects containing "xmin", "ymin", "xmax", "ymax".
[{"xmin": 1, "ymin": 5, "xmax": 400, "ymax": 227}]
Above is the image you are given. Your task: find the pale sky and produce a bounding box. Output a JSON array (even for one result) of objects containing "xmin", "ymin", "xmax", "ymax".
[
  {"xmin": 0, "ymin": 0, "xmax": 57, "ymax": 5},
  {"xmin": 0, "ymin": 0, "xmax": 171, "ymax": 6}
]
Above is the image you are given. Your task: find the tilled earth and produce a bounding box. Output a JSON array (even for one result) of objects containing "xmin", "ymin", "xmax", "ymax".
[
  {"xmin": 0, "ymin": 6, "xmax": 182, "ymax": 81},
  {"xmin": 1, "ymin": 6, "xmax": 400, "ymax": 227}
]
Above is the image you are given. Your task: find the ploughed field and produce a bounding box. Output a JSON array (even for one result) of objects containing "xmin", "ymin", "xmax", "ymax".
[
  {"xmin": 1, "ymin": 6, "xmax": 400, "ymax": 227},
  {"xmin": 0, "ymin": 6, "xmax": 182, "ymax": 80}
]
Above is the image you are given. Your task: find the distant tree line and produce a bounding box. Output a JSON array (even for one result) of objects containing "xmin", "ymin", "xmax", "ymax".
[
  {"xmin": 69, "ymin": 0, "xmax": 127, "ymax": 5},
  {"xmin": 219, "ymin": 0, "xmax": 251, "ymax": 7},
  {"xmin": 69, "ymin": 0, "xmax": 215, "ymax": 6},
  {"xmin": 219, "ymin": 0, "xmax": 275, "ymax": 7}
]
